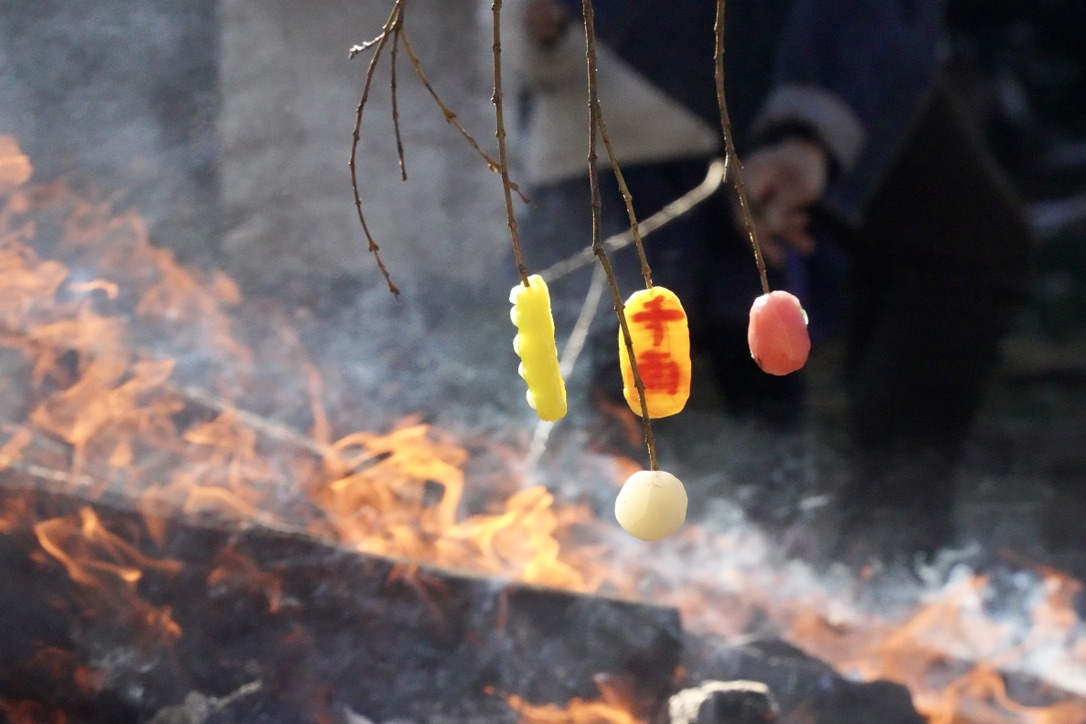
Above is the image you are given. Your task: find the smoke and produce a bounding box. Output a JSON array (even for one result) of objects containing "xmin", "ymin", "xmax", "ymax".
[{"xmin": 0, "ymin": 0, "xmax": 220, "ymax": 268}]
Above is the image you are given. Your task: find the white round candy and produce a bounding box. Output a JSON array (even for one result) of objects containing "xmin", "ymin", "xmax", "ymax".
[
  {"xmin": 510, "ymin": 305, "xmax": 519, "ymax": 326},
  {"xmin": 614, "ymin": 470, "xmax": 687, "ymax": 541},
  {"xmin": 525, "ymin": 389, "xmax": 537, "ymax": 409}
]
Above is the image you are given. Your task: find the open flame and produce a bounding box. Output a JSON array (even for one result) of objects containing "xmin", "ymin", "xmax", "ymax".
[
  {"xmin": 501, "ymin": 674, "xmax": 651, "ymax": 722},
  {"xmin": 34, "ymin": 507, "xmax": 184, "ymax": 653},
  {"xmin": 782, "ymin": 570, "xmax": 1086, "ymax": 723},
  {"xmin": 506, "ymin": 693, "xmax": 641, "ymax": 723},
  {"xmin": 2, "ymin": 135, "xmax": 1085, "ymax": 722}
]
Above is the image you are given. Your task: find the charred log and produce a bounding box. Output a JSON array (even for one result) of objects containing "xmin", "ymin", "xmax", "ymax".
[
  {"xmin": 678, "ymin": 636, "xmax": 924, "ymax": 724},
  {"xmin": 0, "ymin": 482, "xmax": 682, "ymax": 722},
  {"xmin": 668, "ymin": 680, "xmax": 778, "ymax": 723}
]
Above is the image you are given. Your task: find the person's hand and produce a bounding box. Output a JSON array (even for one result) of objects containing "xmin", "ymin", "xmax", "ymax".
[
  {"xmin": 524, "ymin": 0, "xmax": 570, "ymax": 48},
  {"xmin": 741, "ymin": 138, "xmax": 830, "ymax": 267}
]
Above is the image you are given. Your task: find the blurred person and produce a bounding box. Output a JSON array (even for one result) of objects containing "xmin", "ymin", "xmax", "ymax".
[{"xmin": 505, "ymin": 0, "xmax": 1035, "ymax": 565}]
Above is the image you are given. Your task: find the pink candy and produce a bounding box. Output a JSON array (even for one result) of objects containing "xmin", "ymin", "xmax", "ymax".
[{"xmin": 747, "ymin": 291, "xmax": 811, "ymax": 376}]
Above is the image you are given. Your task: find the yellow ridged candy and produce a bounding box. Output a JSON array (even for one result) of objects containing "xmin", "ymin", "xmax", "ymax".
[
  {"xmin": 510, "ymin": 275, "xmax": 567, "ymax": 422},
  {"xmin": 619, "ymin": 287, "xmax": 691, "ymax": 418},
  {"xmin": 615, "ymin": 470, "xmax": 688, "ymax": 541}
]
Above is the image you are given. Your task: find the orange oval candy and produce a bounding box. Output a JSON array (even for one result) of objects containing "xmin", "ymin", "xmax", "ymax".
[
  {"xmin": 619, "ymin": 287, "xmax": 691, "ymax": 418},
  {"xmin": 747, "ymin": 290, "xmax": 810, "ymax": 376}
]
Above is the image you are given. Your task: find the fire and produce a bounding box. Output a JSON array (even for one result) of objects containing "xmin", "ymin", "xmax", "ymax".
[
  {"xmin": 0, "ymin": 135, "xmax": 612, "ymax": 718},
  {"xmin": 766, "ymin": 566, "xmax": 1086, "ymax": 722},
  {"xmin": 34, "ymin": 506, "xmax": 180, "ymax": 588},
  {"xmin": 2, "ymin": 141, "xmax": 597, "ymax": 590},
  {"xmin": 32, "ymin": 507, "xmax": 184, "ymax": 656},
  {"xmin": 505, "ymin": 694, "xmax": 641, "ymax": 724},
  {"xmin": 314, "ymin": 423, "xmax": 607, "ymax": 590},
  {"xmin": 502, "ymin": 675, "xmax": 650, "ymax": 723},
  {"xmin": 1, "ymin": 134, "xmax": 1085, "ymax": 722}
]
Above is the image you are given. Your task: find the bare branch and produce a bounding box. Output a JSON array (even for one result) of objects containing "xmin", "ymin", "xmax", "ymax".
[
  {"xmin": 178, "ymin": 386, "xmax": 332, "ymax": 459},
  {"xmin": 579, "ymin": 0, "xmax": 658, "ymax": 471},
  {"xmin": 348, "ymin": 34, "xmax": 386, "ymax": 59},
  {"xmin": 715, "ymin": 0, "xmax": 769, "ymax": 295},
  {"xmin": 399, "ymin": 28, "xmax": 529, "ymax": 203},
  {"xmin": 350, "ymin": 0, "xmax": 539, "ymax": 297},
  {"xmin": 538, "ymin": 157, "xmax": 727, "ymax": 283},
  {"xmin": 390, "ymin": 15, "xmax": 408, "ymax": 181},
  {"xmin": 594, "ymin": 109, "xmax": 653, "ymax": 290},
  {"xmin": 348, "ymin": 1, "xmax": 406, "ymax": 297},
  {"xmin": 491, "ymin": 0, "xmax": 531, "ymax": 286}
]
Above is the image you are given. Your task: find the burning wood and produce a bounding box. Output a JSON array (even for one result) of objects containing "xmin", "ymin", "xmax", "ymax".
[{"xmin": 0, "ymin": 484, "xmax": 682, "ymax": 722}]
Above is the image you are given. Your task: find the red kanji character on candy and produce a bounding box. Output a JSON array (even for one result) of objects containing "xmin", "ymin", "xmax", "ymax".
[
  {"xmin": 619, "ymin": 286, "xmax": 691, "ymax": 418},
  {"xmin": 630, "ymin": 294, "xmax": 685, "ymax": 346},
  {"xmin": 636, "ymin": 350, "xmax": 683, "ymax": 395}
]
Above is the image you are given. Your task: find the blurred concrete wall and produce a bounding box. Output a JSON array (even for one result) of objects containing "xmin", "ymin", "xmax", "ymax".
[{"xmin": 219, "ymin": 0, "xmax": 511, "ymax": 300}]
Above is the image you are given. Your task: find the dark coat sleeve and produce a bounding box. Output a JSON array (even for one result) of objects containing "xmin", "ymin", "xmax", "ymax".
[
  {"xmin": 552, "ymin": 0, "xmax": 942, "ymax": 165},
  {"xmin": 756, "ymin": 0, "xmax": 943, "ymax": 171},
  {"xmin": 551, "ymin": 0, "xmax": 944, "ymax": 220},
  {"xmin": 552, "ymin": 0, "xmax": 721, "ymax": 127}
]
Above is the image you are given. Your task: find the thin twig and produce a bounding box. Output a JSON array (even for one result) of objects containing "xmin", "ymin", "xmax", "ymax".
[
  {"xmin": 491, "ymin": 0, "xmax": 531, "ymax": 286},
  {"xmin": 0, "ymin": 458, "xmax": 98, "ymax": 492},
  {"xmin": 0, "ymin": 317, "xmax": 334, "ymax": 463},
  {"xmin": 390, "ymin": 9, "xmax": 408, "ymax": 182},
  {"xmin": 580, "ymin": 0, "xmax": 657, "ymax": 471},
  {"xmin": 2, "ymin": 379, "xmax": 357, "ymax": 484},
  {"xmin": 177, "ymin": 386, "xmax": 332, "ymax": 459},
  {"xmin": 349, "ymin": 1, "xmax": 405, "ymax": 297},
  {"xmin": 348, "ymin": 35, "xmax": 386, "ymax": 59},
  {"xmin": 538, "ymin": 157, "xmax": 727, "ymax": 283},
  {"xmin": 594, "ymin": 109, "xmax": 653, "ymax": 289},
  {"xmin": 714, "ymin": 0, "xmax": 769, "ymax": 295},
  {"xmin": 399, "ymin": 29, "xmax": 529, "ymax": 204}
]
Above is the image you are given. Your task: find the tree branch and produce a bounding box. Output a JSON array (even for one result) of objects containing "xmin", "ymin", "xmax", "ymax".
[
  {"xmin": 348, "ymin": 0, "xmax": 407, "ymax": 297},
  {"xmin": 491, "ymin": 0, "xmax": 531, "ymax": 287},
  {"xmin": 714, "ymin": 0, "xmax": 769, "ymax": 295},
  {"xmin": 579, "ymin": 0, "xmax": 658, "ymax": 471}
]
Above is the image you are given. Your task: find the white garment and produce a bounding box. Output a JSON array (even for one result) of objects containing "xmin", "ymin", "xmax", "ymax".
[{"xmin": 502, "ymin": 0, "xmax": 720, "ymax": 186}]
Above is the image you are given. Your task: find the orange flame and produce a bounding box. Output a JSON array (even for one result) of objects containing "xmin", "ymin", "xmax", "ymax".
[
  {"xmin": 32, "ymin": 507, "xmax": 184, "ymax": 652},
  {"xmin": 500, "ymin": 674, "xmax": 653, "ymax": 722},
  {"xmin": 33, "ymin": 506, "xmax": 181, "ymax": 588},
  {"xmin": 505, "ymin": 694, "xmax": 642, "ymax": 724},
  {"xmin": 314, "ymin": 423, "xmax": 605, "ymax": 590}
]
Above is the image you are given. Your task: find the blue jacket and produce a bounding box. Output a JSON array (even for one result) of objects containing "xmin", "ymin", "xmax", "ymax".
[{"xmin": 554, "ymin": 0, "xmax": 945, "ymax": 225}]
